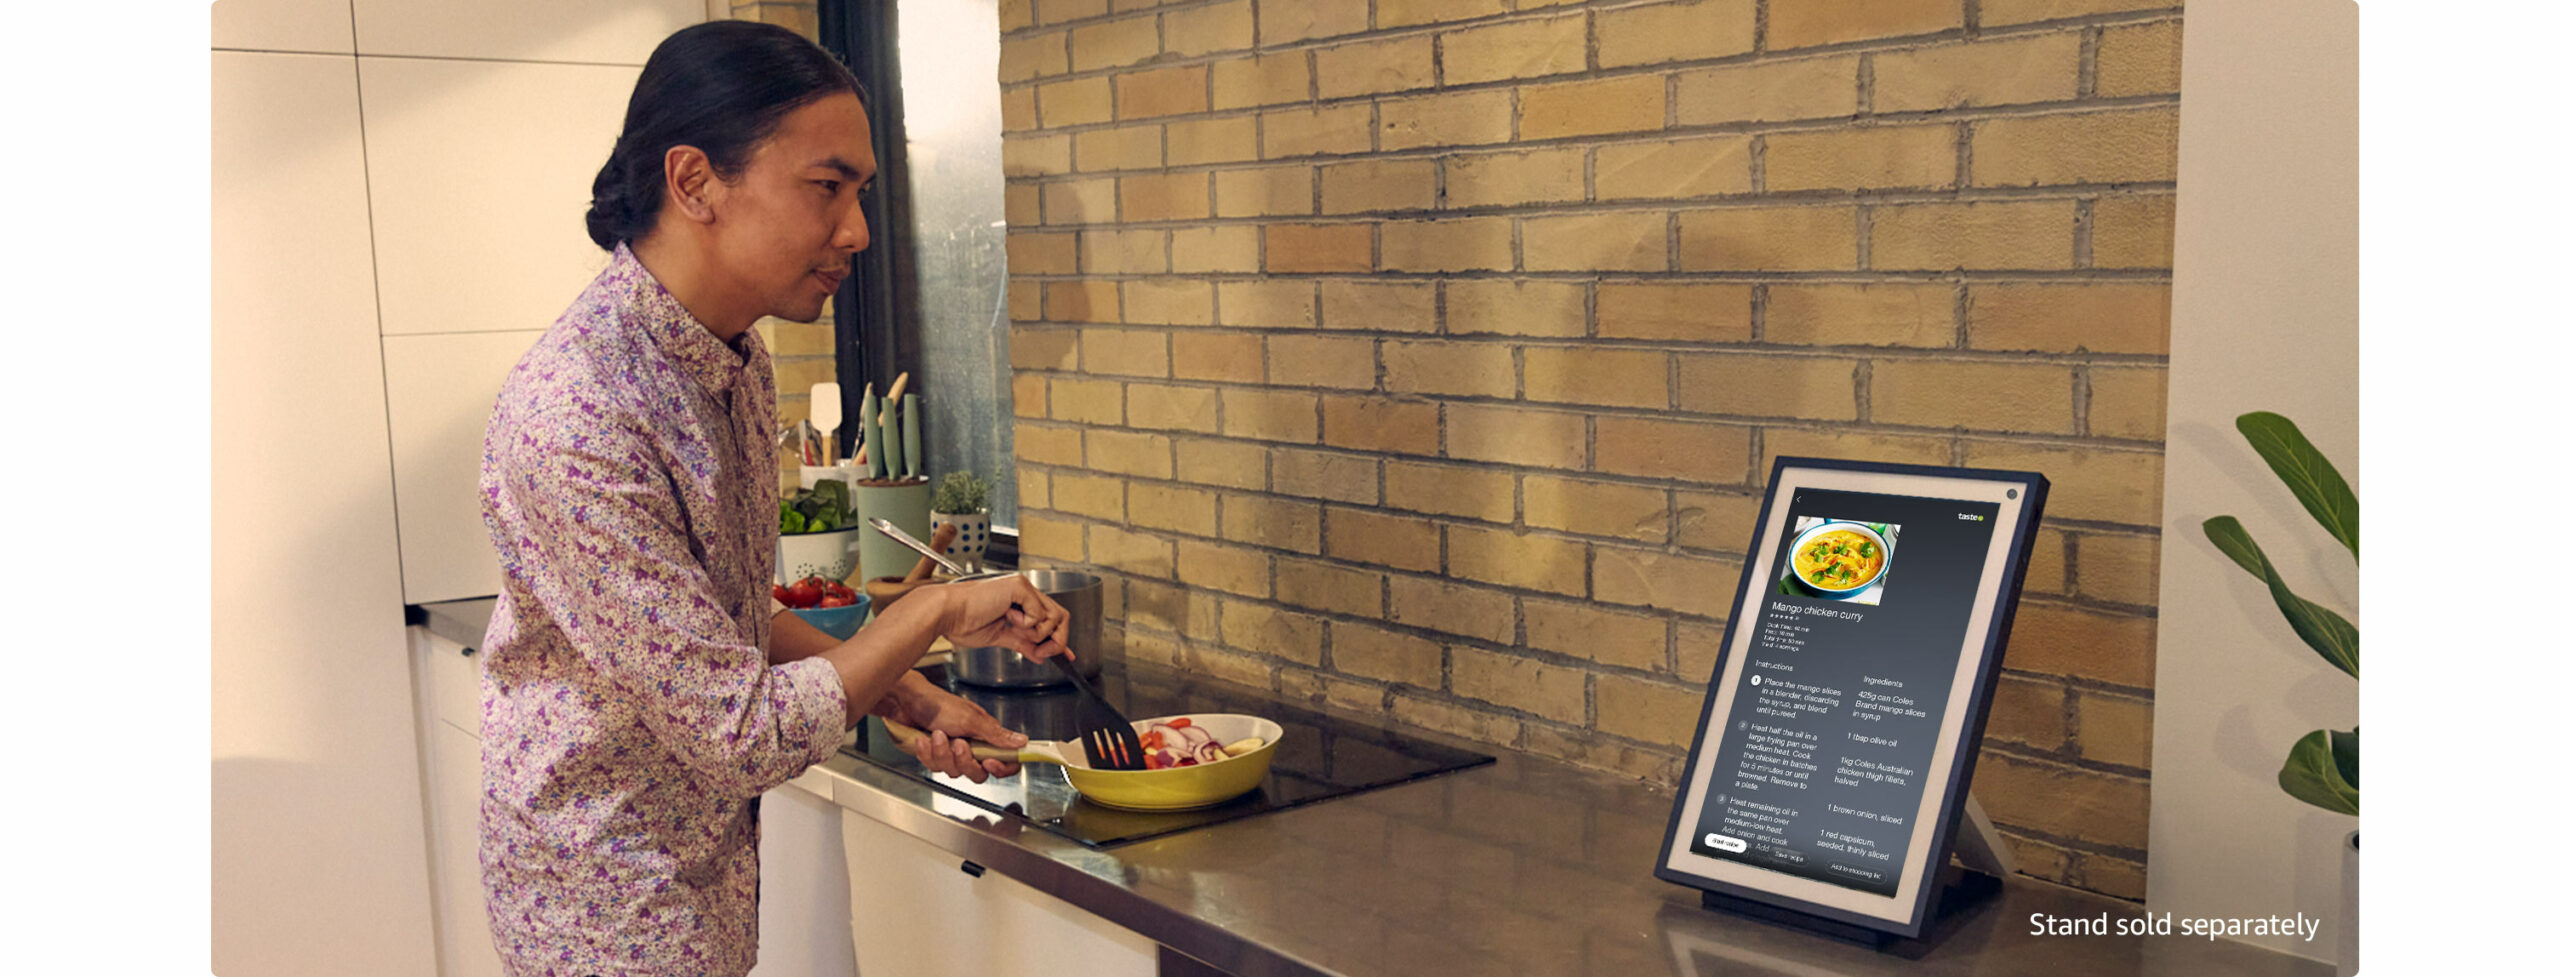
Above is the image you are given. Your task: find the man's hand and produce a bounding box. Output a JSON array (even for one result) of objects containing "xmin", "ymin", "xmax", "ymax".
[
  {"xmin": 881, "ymin": 680, "xmax": 1028, "ymax": 783},
  {"xmin": 939, "ymin": 574, "xmax": 1073, "ymax": 662}
]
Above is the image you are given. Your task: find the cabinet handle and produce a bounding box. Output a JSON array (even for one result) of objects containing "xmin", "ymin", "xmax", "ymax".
[
  {"xmin": 959, "ymin": 860, "xmax": 986, "ymax": 878},
  {"xmin": 461, "ymin": 646, "xmax": 478, "ymax": 658}
]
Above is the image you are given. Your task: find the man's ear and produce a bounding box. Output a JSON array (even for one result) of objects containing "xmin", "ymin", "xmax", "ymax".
[{"xmin": 662, "ymin": 145, "xmax": 717, "ymax": 225}]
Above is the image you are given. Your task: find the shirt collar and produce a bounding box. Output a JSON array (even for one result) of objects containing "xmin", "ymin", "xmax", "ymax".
[{"xmin": 611, "ymin": 243, "xmax": 752, "ymax": 397}]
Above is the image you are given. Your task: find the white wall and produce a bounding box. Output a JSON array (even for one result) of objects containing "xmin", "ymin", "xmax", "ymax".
[{"xmin": 2149, "ymin": 0, "xmax": 2359, "ymax": 964}]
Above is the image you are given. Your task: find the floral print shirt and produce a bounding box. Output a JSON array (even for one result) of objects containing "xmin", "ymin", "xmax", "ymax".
[{"xmin": 477, "ymin": 244, "xmax": 847, "ymax": 976}]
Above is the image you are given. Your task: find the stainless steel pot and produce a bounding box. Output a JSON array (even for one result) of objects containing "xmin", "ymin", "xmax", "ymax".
[{"xmin": 948, "ymin": 569, "xmax": 1103, "ymax": 688}]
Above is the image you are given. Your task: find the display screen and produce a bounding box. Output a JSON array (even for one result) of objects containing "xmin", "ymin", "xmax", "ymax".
[{"xmin": 1687, "ymin": 487, "xmax": 2001, "ymax": 896}]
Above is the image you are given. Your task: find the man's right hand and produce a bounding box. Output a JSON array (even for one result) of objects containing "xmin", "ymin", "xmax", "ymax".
[{"xmin": 938, "ymin": 574, "xmax": 1071, "ymax": 662}]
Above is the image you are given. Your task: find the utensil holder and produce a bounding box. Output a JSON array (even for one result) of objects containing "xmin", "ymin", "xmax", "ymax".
[{"xmin": 854, "ymin": 477, "xmax": 931, "ymax": 582}]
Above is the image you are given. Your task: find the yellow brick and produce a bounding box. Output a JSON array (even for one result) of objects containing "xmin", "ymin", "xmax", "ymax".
[
  {"xmin": 1220, "ymin": 599, "xmax": 1324, "ymax": 665},
  {"xmin": 1050, "ymin": 471, "xmax": 1125, "ymax": 520},
  {"xmin": 1449, "ymin": 525, "xmax": 1588, "ymax": 596},
  {"xmin": 1018, "ymin": 513, "xmax": 1086, "ymax": 562},
  {"xmin": 2002, "ymin": 601, "xmax": 2157, "ymax": 688},
  {"xmin": 1384, "ymin": 461, "xmax": 1515, "ymax": 523},
  {"xmin": 1015, "ymin": 422, "xmax": 1084, "ymax": 467},
  {"xmin": 2024, "ymin": 526, "xmax": 2067, "ymax": 595},
  {"xmin": 1037, "ymin": 0, "xmax": 1106, "ymax": 25},
  {"xmin": 1123, "ymin": 382, "xmax": 1219, "ymax": 434},
  {"xmin": 1525, "ymin": 598, "xmax": 1668, "ymax": 670},
  {"xmin": 1007, "ymin": 230, "xmax": 1078, "ymax": 274},
  {"xmin": 1267, "ymin": 334, "xmax": 1375, "ymax": 389},
  {"xmin": 1011, "ymin": 325, "xmax": 1079, "ymax": 370},
  {"xmin": 1445, "ymin": 149, "xmax": 1585, "ymax": 209},
  {"xmin": 2088, "ymin": 366, "xmax": 2167, "ymax": 442},
  {"xmin": 1315, "ymin": 35, "xmax": 1436, "ymax": 99},
  {"xmin": 1082, "ymin": 228, "xmax": 1170, "ymax": 274},
  {"xmin": 1452, "ymin": 649, "xmax": 1586, "ymax": 723},
  {"xmin": 1593, "ymin": 416, "xmax": 1751, "ymax": 484},
  {"xmin": 1222, "ymin": 387, "xmax": 1320, "ymax": 443},
  {"xmin": 1985, "ymin": 676, "xmax": 2068, "ymax": 752},
  {"xmin": 1174, "ymin": 437, "xmax": 1267, "ymax": 490},
  {"xmin": 1165, "ymin": 116, "xmax": 1258, "ymax": 165},
  {"xmin": 1678, "ymin": 353, "xmax": 1856, "ymax": 420},
  {"xmin": 998, "ymin": 32, "xmax": 1069, "ymax": 83},
  {"xmin": 1222, "ymin": 494, "xmax": 1322, "ymax": 554},
  {"xmin": 1215, "ymin": 165, "xmax": 1314, "ymax": 218},
  {"xmin": 1079, "ymin": 327, "xmax": 1169, "ymax": 377},
  {"xmin": 1084, "ymin": 428, "xmax": 1175, "ymax": 478},
  {"xmin": 1164, "ymin": 0, "xmax": 1254, "ymax": 58},
  {"xmin": 1375, "ymin": 0, "xmax": 1502, "ymax": 29},
  {"xmin": 1446, "ymin": 404, "xmax": 1587, "ymax": 470},
  {"xmin": 1322, "ymin": 281, "xmax": 1436, "ymax": 332},
  {"xmin": 1763, "ymin": 426, "xmax": 1953, "ymax": 469},
  {"xmin": 1871, "ymin": 32, "xmax": 2082, "ymax": 113},
  {"xmin": 1001, "ymin": 86, "xmax": 1037, "ymax": 133},
  {"xmin": 1117, "ymin": 65, "xmax": 1209, "ymax": 120},
  {"xmin": 1969, "ymin": 283, "xmax": 2171, "ymax": 355},
  {"xmin": 2097, "ymin": 20, "xmax": 2182, "ymax": 98},
  {"xmin": 1764, "ymin": 284, "xmax": 1958, "ymax": 348},
  {"xmin": 1178, "ymin": 539, "xmax": 1271, "ymax": 596},
  {"xmin": 1169, "ymin": 225, "xmax": 1259, "ymax": 274},
  {"xmin": 1519, "ymin": 76, "xmax": 1665, "ymax": 140},
  {"xmin": 1213, "ymin": 52, "xmax": 1311, "ymax": 110},
  {"xmin": 1767, "ymin": 0, "xmax": 1963, "ymax": 50},
  {"xmin": 2092, "ymin": 194, "xmax": 2176, "ymax": 269},
  {"xmin": 1170, "ymin": 331, "xmax": 1264, "ymax": 382},
  {"xmin": 1524, "ymin": 347, "xmax": 1671, "ymax": 409},
  {"xmin": 1042, "ymin": 177, "xmax": 1115, "ymax": 225},
  {"xmin": 1525, "ymin": 475, "xmax": 1671, "ymax": 543},
  {"xmin": 1673, "ymin": 620, "xmax": 1728, "ymax": 683},
  {"xmin": 1049, "ymin": 377, "xmax": 1126, "ymax": 426},
  {"xmin": 1015, "ymin": 465, "xmax": 1051, "ymax": 507},
  {"xmin": 1763, "ymin": 124, "xmax": 1958, "ymax": 192},
  {"xmin": 1390, "ymin": 576, "xmax": 1516, "ymax": 644},
  {"xmin": 1218, "ymin": 280, "xmax": 1318, "ymax": 329},
  {"xmin": 1326, "ymin": 508, "xmax": 1441, "ymax": 573},
  {"xmin": 1004, "ymin": 183, "xmax": 1040, "ymax": 227},
  {"xmin": 1595, "ymin": 283, "xmax": 1751, "ymax": 343},
  {"xmin": 999, "ymin": 0, "xmax": 1035, "ymax": 32},
  {"xmin": 2075, "ymin": 689, "xmax": 2153, "ymax": 769},
  {"xmin": 2075, "ymin": 531, "xmax": 2161, "ymax": 606},
  {"xmin": 1332, "ymin": 620, "xmax": 1443, "ymax": 686},
  {"xmin": 1596, "ymin": 0, "xmax": 1754, "ymax": 67},
  {"xmin": 1070, "ymin": 16, "xmax": 1158, "ymax": 71},
  {"xmin": 1595, "ymin": 675, "xmax": 1702, "ymax": 747},
  {"xmin": 1868, "ymin": 360, "xmax": 2076, "ymax": 434},
  {"xmin": 1008, "ymin": 275, "xmax": 1045, "ymax": 322},
  {"xmin": 1121, "ymin": 280, "xmax": 1212, "ymax": 326},
  {"xmin": 1003, "ymin": 132, "xmax": 1071, "ymax": 177},
  {"xmin": 1522, "ymin": 212, "xmax": 1671, "ymax": 272},
  {"xmin": 1263, "ymin": 103, "xmax": 1373, "ymax": 158},
  {"xmin": 1678, "ymin": 206, "xmax": 1858, "ymax": 272},
  {"xmin": 1259, "ymin": 0, "xmax": 1367, "ymax": 45},
  {"xmin": 1382, "ymin": 340, "xmax": 1517, "ymax": 399},
  {"xmin": 1444, "ymin": 15, "xmax": 1589, "ymax": 86},
  {"xmin": 1266, "ymin": 222, "xmax": 1375, "ymax": 273},
  {"xmin": 1379, "ymin": 90, "xmax": 1513, "ymax": 150},
  {"xmin": 1592, "ymin": 547, "xmax": 1741, "ymax": 617},
  {"xmin": 1672, "ymin": 489, "xmax": 1761, "ymax": 553},
  {"xmin": 1972, "ymin": 107, "xmax": 2181, "ymax": 187},
  {"xmin": 1323, "ymin": 396, "xmax": 1440, "ymax": 455},
  {"xmin": 1276, "ymin": 556, "xmax": 1384, "ymax": 617},
  {"xmin": 760, "ymin": 318, "xmax": 833, "ymax": 357},
  {"xmin": 1038, "ymin": 76, "xmax": 1113, "ymax": 128},
  {"xmin": 770, "ymin": 358, "xmax": 833, "ymax": 396},
  {"xmin": 1870, "ymin": 200, "xmax": 2076, "ymax": 271},
  {"xmin": 1272, "ymin": 448, "xmax": 1380, "ymax": 504},
  {"xmin": 1012, "ymin": 373, "xmax": 1049, "ymax": 419},
  {"xmin": 1320, "ymin": 159, "xmax": 1436, "ymax": 214},
  {"xmin": 1981, "ymin": 0, "xmax": 2162, "ymax": 29},
  {"xmin": 1040, "ymin": 280, "xmax": 1111, "ymax": 325},
  {"xmin": 1379, "ymin": 217, "xmax": 1513, "ymax": 273},
  {"xmin": 1120, "ymin": 171, "xmax": 1210, "ymax": 222},
  {"xmin": 1672, "ymin": 55, "xmax": 1858, "ymax": 126},
  {"xmin": 1967, "ymin": 442, "xmax": 2162, "ymax": 528},
  {"xmin": 1592, "ymin": 136, "xmax": 1751, "ymax": 201},
  {"xmin": 1446, "ymin": 280, "xmax": 1582, "ymax": 337}
]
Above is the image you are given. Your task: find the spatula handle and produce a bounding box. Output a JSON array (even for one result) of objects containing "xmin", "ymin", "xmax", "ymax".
[{"xmin": 879, "ymin": 718, "xmax": 1024, "ymax": 762}]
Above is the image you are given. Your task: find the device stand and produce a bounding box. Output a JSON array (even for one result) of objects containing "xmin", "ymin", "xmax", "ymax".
[{"xmin": 1697, "ymin": 795, "xmax": 2011, "ymax": 957}]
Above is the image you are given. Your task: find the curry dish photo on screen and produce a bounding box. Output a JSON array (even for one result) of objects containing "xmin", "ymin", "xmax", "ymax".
[{"xmin": 1776, "ymin": 517, "xmax": 1899, "ymax": 606}]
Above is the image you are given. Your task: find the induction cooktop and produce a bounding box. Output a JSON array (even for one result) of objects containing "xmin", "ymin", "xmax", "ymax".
[{"xmin": 840, "ymin": 658, "xmax": 1495, "ymax": 848}]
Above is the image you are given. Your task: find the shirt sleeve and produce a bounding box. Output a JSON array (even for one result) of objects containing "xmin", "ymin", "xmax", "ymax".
[{"xmin": 488, "ymin": 407, "xmax": 846, "ymax": 799}]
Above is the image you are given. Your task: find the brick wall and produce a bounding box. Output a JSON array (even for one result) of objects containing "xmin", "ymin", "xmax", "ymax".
[{"xmin": 999, "ymin": 0, "xmax": 2178, "ymax": 900}]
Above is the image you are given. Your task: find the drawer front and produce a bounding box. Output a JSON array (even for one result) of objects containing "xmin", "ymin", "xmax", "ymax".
[{"xmin": 422, "ymin": 631, "xmax": 483, "ymax": 737}]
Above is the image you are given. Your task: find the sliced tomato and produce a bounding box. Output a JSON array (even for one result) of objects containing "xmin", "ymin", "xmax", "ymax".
[{"xmin": 1165, "ymin": 717, "xmax": 1192, "ymax": 729}]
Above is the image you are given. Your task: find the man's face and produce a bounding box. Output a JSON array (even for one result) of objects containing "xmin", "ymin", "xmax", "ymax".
[{"xmin": 704, "ymin": 91, "xmax": 875, "ymax": 326}]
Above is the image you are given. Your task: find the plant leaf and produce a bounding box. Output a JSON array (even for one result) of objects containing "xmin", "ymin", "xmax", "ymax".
[
  {"xmin": 2277, "ymin": 728, "xmax": 2359, "ymax": 816},
  {"xmin": 2330, "ymin": 726, "xmax": 2358, "ymax": 792},
  {"xmin": 2205, "ymin": 517, "xmax": 2359, "ymax": 679},
  {"xmin": 2236, "ymin": 412, "xmax": 2359, "ymax": 560}
]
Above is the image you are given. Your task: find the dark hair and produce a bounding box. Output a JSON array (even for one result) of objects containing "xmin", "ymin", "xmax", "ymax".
[{"xmin": 585, "ymin": 20, "xmax": 866, "ymax": 250}]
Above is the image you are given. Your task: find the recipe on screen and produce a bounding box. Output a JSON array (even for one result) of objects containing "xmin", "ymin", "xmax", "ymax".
[{"xmin": 1692, "ymin": 489, "xmax": 2001, "ymax": 896}]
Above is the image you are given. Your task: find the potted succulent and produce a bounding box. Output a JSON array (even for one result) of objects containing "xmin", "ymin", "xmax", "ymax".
[
  {"xmin": 928, "ymin": 470, "xmax": 994, "ymax": 573},
  {"xmin": 2201, "ymin": 411, "xmax": 2357, "ymax": 974}
]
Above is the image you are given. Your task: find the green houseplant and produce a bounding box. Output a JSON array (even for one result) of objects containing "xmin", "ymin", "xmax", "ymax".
[{"xmin": 928, "ymin": 471, "xmax": 994, "ymax": 573}]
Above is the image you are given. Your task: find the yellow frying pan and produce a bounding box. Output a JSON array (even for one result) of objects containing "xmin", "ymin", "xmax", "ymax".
[{"xmin": 881, "ymin": 713, "xmax": 1283, "ymax": 811}]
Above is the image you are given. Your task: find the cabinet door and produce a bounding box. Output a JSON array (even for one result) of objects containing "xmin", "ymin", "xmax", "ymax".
[
  {"xmin": 750, "ymin": 781, "xmax": 858, "ymax": 976},
  {"xmin": 383, "ymin": 330, "xmax": 545, "ymax": 603},
  {"xmin": 839, "ymin": 811, "xmax": 1156, "ymax": 977},
  {"xmin": 425, "ymin": 720, "xmax": 505, "ymax": 977}
]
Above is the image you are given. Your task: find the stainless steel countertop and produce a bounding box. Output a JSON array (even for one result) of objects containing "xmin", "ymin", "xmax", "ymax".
[{"xmin": 419, "ymin": 596, "xmax": 2325, "ymax": 977}]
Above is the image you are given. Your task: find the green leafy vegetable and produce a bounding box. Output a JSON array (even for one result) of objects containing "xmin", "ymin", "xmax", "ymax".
[{"xmin": 782, "ymin": 479, "xmax": 853, "ymax": 535}]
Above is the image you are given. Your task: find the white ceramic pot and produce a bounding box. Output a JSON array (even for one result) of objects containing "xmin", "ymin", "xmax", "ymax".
[
  {"xmin": 931, "ymin": 510, "xmax": 992, "ymax": 572},
  {"xmin": 776, "ymin": 527, "xmax": 857, "ymax": 584},
  {"xmin": 2338, "ymin": 830, "xmax": 2357, "ymax": 976}
]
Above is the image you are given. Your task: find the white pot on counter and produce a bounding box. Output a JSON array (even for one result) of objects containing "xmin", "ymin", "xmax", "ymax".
[{"xmin": 777, "ymin": 527, "xmax": 856, "ymax": 584}]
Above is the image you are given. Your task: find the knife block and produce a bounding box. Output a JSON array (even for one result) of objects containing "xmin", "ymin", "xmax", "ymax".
[{"xmin": 853, "ymin": 476, "xmax": 931, "ymax": 582}]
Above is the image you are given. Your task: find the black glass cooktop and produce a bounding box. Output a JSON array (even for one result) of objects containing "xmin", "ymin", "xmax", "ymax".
[{"xmin": 841, "ymin": 658, "xmax": 1495, "ymax": 848}]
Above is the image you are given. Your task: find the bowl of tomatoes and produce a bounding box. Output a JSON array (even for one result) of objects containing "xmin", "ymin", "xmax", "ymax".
[{"xmin": 775, "ymin": 574, "xmax": 870, "ymax": 640}]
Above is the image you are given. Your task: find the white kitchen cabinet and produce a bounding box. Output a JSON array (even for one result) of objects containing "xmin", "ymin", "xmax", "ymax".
[
  {"xmin": 752, "ymin": 779, "xmax": 860, "ymax": 976},
  {"xmin": 357, "ymin": 56, "xmax": 636, "ymax": 338},
  {"xmin": 411, "ymin": 629, "xmax": 504, "ymax": 977},
  {"xmin": 840, "ymin": 810, "xmax": 1157, "ymax": 977},
  {"xmin": 352, "ymin": 0, "xmax": 701, "ymax": 65},
  {"xmin": 212, "ymin": 0, "xmax": 356, "ymax": 54},
  {"xmin": 383, "ymin": 330, "xmax": 547, "ymax": 603}
]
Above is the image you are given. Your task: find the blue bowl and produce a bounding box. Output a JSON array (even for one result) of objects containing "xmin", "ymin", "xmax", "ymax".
[{"xmin": 789, "ymin": 593, "xmax": 872, "ymax": 641}]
